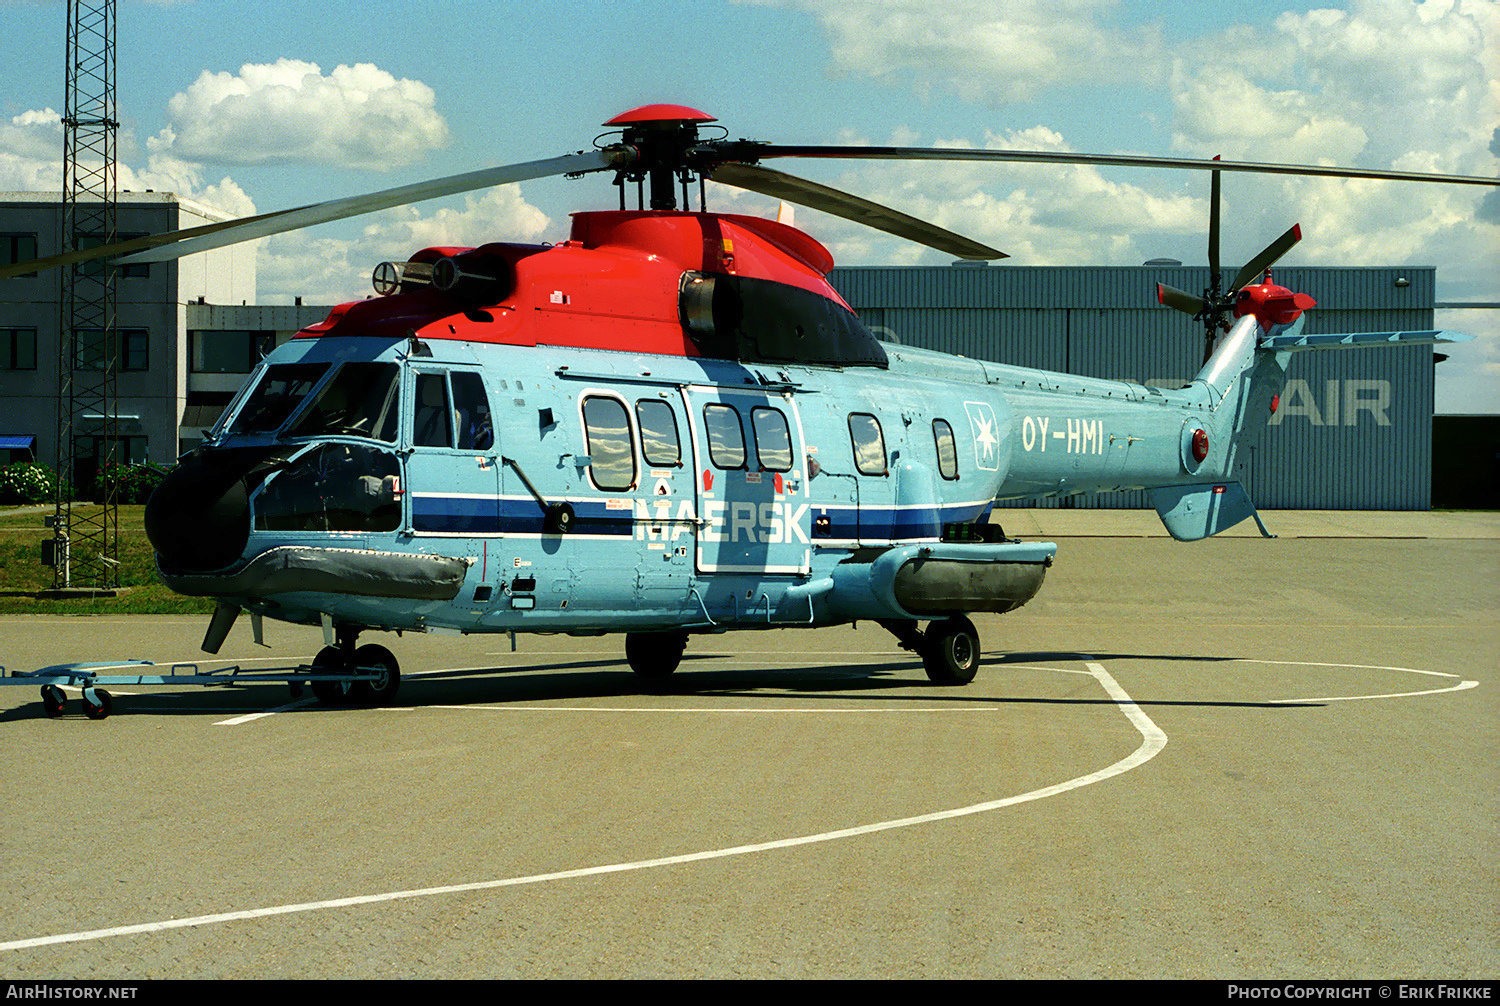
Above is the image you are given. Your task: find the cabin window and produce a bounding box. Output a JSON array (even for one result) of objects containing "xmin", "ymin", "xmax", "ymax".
[
  {"xmin": 636, "ymin": 399, "xmax": 681, "ymax": 467},
  {"xmin": 229, "ymin": 362, "xmax": 330, "ymax": 434},
  {"xmin": 933, "ymin": 418, "xmax": 959, "ymax": 480},
  {"xmin": 254, "ymin": 443, "xmax": 401, "ymax": 533},
  {"xmin": 583, "ymin": 395, "xmax": 636, "ymax": 491},
  {"xmin": 751, "ymin": 407, "xmax": 792, "ymax": 472},
  {"xmin": 412, "ymin": 372, "xmax": 454, "ymax": 448},
  {"xmin": 451, "ymin": 372, "xmax": 494, "ymax": 450},
  {"xmin": 290, "ymin": 362, "xmax": 400, "ymax": 442},
  {"xmin": 703, "ymin": 403, "xmax": 746, "ymax": 469},
  {"xmin": 848, "ymin": 413, "xmax": 887, "ymax": 476}
]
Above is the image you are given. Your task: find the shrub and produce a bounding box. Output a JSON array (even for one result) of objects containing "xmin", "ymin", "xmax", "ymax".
[
  {"xmin": 0, "ymin": 462, "xmax": 62, "ymax": 505},
  {"xmin": 96, "ymin": 462, "xmax": 170, "ymax": 505}
]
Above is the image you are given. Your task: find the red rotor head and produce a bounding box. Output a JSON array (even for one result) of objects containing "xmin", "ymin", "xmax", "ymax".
[{"xmin": 604, "ymin": 104, "xmax": 716, "ymax": 126}]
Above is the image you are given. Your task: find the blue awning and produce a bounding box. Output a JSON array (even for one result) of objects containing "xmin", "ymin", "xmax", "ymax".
[{"xmin": 0, "ymin": 435, "xmax": 37, "ymax": 450}]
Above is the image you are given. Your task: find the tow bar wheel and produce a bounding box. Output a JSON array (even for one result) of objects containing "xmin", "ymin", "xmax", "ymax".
[
  {"xmin": 81, "ymin": 686, "xmax": 113, "ymax": 720},
  {"xmin": 40, "ymin": 684, "xmax": 66, "ymax": 718}
]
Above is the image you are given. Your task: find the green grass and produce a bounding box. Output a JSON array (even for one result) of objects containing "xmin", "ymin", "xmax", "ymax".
[{"xmin": 0, "ymin": 505, "xmax": 214, "ymax": 615}]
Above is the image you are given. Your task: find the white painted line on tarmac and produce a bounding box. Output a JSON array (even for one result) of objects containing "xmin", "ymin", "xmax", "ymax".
[
  {"xmin": 214, "ymin": 697, "xmax": 318, "ymax": 726},
  {"xmin": 0, "ymin": 659, "xmax": 1164, "ymax": 953},
  {"xmin": 1241, "ymin": 658, "xmax": 1462, "ymax": 680},
  {"xmin": 1239, "ymin": 657, "xmax": 1481, "ymax": 703},
  {"xmin": 1270, "ymin": 680, "xmax": 1478, "ymax": 704},
  {"xmin": 418, "ymin": 705, "xmax": 991, "ymax": 714}
]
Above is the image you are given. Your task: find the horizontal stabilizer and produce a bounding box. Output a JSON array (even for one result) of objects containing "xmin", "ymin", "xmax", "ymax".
[
  {"xmin": 1148, "ymin": 482, "xmax": 1261, "ymax": 542},
  {"xmin": 1260, "ymin": 329, "xmax": 1470, "ymax": 352}
]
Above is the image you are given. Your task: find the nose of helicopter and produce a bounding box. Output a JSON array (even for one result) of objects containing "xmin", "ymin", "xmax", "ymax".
[{"xmin": 144, "ymin": 450, "xmax": 256, "ymax": 572}]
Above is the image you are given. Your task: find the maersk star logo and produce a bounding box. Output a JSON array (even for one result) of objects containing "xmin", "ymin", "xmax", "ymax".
[{"xmin": 965, "ymin": 401, "xmax": 1001, "ymax": 471}]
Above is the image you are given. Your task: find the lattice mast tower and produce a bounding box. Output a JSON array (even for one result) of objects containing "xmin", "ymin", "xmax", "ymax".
[{"xmin": 53, "ymin": 0, "xmax": 119, "ymax": 588}]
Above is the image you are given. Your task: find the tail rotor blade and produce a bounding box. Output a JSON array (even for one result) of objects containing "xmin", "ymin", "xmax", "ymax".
[
  {"xmin": 1208, "ymin": 159, "xmax": 1221, "ymax": 285},
  {"xmin": 1231, "ymin": 223, "xmax": 1302, "ymax": 291}
]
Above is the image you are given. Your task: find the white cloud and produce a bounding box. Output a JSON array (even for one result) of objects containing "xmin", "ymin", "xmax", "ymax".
[
  {"xmin": 154, "ymin": 59, "xmax": 450, "ymax": 170},
  {"xmin": 0, "ymin": 106, "xmax": 258, "ymax": 219},
  {"xmin": 1171, "ymin": 0, "xmax": 1497, "ymax": 175},
  {"xmin": 0, "ymin": 108, "xmax": 62, "ymax": 191},
  {"xmin": 126, "ymin": 153, "xmax": 258, "ymax": 217},
  {"xmin": 776, "ymin": 0, "xmax": 1164, "ymax": 103}
]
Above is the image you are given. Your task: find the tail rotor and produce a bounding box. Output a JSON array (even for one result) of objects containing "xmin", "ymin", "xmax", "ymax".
[{"xmin": 1156, "ymin": 158, "xmax": 1303, "ymax": 362}]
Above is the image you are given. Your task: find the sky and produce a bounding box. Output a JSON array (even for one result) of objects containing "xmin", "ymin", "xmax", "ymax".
[{"xmin": 1, "ymin": 0, "xmax": 1496, "ymax": 411}]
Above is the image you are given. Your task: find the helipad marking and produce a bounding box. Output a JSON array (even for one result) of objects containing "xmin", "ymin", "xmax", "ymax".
[
  {"xmin": 1270, "ymin": 680, "xmax": 1478, "ymax": 704},
  {"xmin": 1237, "ymin": 658, "xmax": 1480, "ymax": 703},
  {"xmin": 0, "ymin": 659, "xmax": 1163, "ymax": 953}
]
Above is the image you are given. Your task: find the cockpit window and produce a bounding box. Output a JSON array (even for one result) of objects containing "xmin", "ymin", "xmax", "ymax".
[
  {"xmin": 228, "ymin": 363, "xmax": 330, "ymax": 434},
  {"xmin": 288, "ymin": 362, "xmax": 400, "ymax": 441},
  {"xmin": 254, "ymin": 443, "xmax": 401, "ymax": 532}
]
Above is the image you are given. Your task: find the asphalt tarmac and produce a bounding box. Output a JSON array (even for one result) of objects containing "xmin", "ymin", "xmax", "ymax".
[{"xmin": 0, "ymin": 513, "xmax": 1495, "ymax": 978}]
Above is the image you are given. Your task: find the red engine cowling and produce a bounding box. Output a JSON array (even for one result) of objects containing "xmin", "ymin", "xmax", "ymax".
[{"xmin": 1234, "ymin": 271, "xmax": 1317, "ymax": 331}]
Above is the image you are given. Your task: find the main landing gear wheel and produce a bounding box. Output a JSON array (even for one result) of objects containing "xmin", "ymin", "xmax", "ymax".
[
  {"xmin": 348, "ymin": 644, "xmax": 401, "ymax": 706},
  {"xmin": 922, "ymin": 615, "xmax": 981, "ymax": 685},
  {"xmin": 625, "ymin": 631, "xmax": 688, "ymax": 681}
]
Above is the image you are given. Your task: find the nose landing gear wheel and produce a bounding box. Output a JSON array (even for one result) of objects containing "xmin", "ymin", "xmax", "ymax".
[{"xmin": 921, "ymin": 615, "xmax": 981, "ymax": 685}]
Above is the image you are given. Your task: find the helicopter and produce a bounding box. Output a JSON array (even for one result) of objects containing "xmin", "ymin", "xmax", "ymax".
[{"xmin": 5, "ymin": 103, "xmax": 1490, "ymax": 705}]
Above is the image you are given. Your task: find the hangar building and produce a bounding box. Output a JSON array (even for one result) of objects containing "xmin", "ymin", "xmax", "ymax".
[
  {"xmin": 828, "ymin": 263, "xmax": 1440, "ymax": 509},
  {"xmin": 0, "ymin": 197, "xmax": 1440, "ymax": 509}
]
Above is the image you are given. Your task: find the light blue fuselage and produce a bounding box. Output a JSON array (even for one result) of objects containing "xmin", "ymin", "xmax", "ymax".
[{"xmin": 200, "ymin": 322, "xmax": 1239, "ymax": 637}]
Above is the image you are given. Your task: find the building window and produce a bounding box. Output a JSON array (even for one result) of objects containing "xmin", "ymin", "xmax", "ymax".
[
  {"xmin": 116, "ymin": 234, "xmax": 150, "ymax": 279},
  {"xmin": 1, "ymin": 234, "xmax": 38, "ymax": 276},
  {"xmin": 1, "ymin": 329, "xmax": 37, "ymax": 370},
  {"xmin": 190, "ymin": 330, "xmax": 276, "ymax": 373},
  {"xmin": 73, "ymin": 328, "xmax": 148, "ymax": 372}
]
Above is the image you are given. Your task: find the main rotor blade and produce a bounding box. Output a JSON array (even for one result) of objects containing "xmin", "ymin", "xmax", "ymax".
[
  {"xmin": 113, "ymin": 150, "xmax": 617, "ymax": 265},
  {"xmin": 1232, "ymin": 223, "xmax": 1302, "ymax": 291},
  {"xmin": 1157, "ymin": 283, "xmax": 1206, "ymax": 316},
  {"xmin": 709, "ymin": 161, "xmax": 1005, "ymax": 261},
  {"xmin": 755, "ymin": 145, "xmax": 1500, "ymax": 187},
  {"xmin": 0, "ymin": 208, "xmax": 299, "ymax": 280}
]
